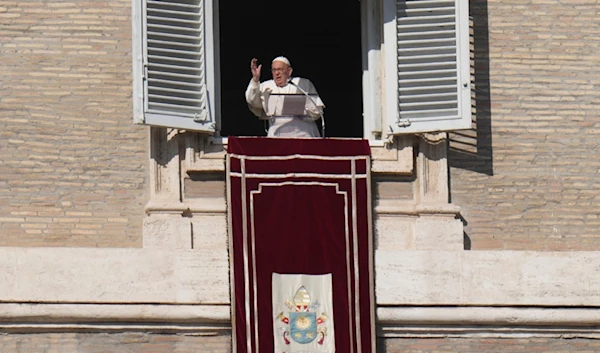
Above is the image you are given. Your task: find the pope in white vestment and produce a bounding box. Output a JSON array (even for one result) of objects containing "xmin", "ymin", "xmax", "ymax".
[{"xmin": 245, "ymin": 56, "xmax": 325, "ymax": 138}]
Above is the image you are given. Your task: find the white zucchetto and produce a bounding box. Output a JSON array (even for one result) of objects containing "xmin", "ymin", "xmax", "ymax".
[{"xmin": 272, "ymin": 56, "xmax": 291, "ymax": 67}]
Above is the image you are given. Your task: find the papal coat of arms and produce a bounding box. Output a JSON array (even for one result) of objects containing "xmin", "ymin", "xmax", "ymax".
[{"xmin": 276, "ymin": 286, "xmax": 329, "ymax": 347}]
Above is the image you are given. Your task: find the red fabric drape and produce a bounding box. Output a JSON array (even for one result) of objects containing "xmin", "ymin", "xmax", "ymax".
[{"xmin": 227, "ymin": 137, "xmax": 374, "ymax": 353}]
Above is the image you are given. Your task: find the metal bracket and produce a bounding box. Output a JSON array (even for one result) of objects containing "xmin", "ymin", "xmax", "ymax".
[
  {"xmin": 193, "ymin": 113, "xmax": 206, "ymax": 123},
  {"xmin": 396, "ymin": 118, "xmax": 411, "ymax": 127}
]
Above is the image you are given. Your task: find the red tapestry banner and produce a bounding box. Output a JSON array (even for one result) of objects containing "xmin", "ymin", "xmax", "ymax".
[{"xmin": 227, "ymin": 137, "xmax": 374, "ymax": 353}]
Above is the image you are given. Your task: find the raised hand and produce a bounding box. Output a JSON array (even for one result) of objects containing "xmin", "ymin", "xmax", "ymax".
[{"xmin": 250, "ymin": 58, "xmax": 262, "ymax": 82}]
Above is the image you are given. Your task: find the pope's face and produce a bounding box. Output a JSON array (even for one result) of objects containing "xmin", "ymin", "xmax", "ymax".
[{"xmin": 271, "ymin": 61, "xmax": 292, "ymax": 87}]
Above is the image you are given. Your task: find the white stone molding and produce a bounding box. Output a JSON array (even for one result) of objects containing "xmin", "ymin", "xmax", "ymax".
[
  {"xmin": 2, "ymin": 248, "xmax": 600, "ymax": 337},
  {"xmin": 417, "ymin": 133, "xmax": 450, "ymax": 204},
  {"xmin": 181, "ymin": 135, "xmax": 415, "ymax": 175},
  {"xmin": 370, "ymin": 135, "xmax": 413, "ymax": 174},
  {"xmin": 143, "ymin": 215, "xmax": 193, "ymax": 249},
  {"xmin": 2, "ymin": 248, "xmax": 599, "ymax": 307},
  {"xmin": 378, "ymin": 306, "xmax": 600, "ymax": 338},
  {"xmin": 378, "ymin": 133, "xmax": 463, "ymax": 250},
  {"xmin": 375, "ymin": 202, "xmax": 461, "ymax": 216},
  {"xmin": 149, "ymin": 127, "xmax": 182, "ymax": 204},
  {"xmin": 146, "ymin": 131, "xmax": 466, "ymax": 252},
  {"xmin": 4, "ymin": 303, "xmax": 600, "ymax": 338},
  {"xmin": 0, "ymin": 303, "xmax": 230, "ymax": 334},
  {"xmin": 0, "ymin": 248, "xmax": 230, "ymax": 304},
  {"xmin": 375, "ymin": 250, "xmax": 600, "ymax": 306}
]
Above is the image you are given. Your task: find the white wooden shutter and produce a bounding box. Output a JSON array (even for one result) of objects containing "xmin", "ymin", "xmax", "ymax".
[
  {"xmin": 133, "ymin": 0, "xmax": 215, "ymax": 133},
  {"xmin": 383, "ymin": 0, "xmax": 471, "ymax": 136}
]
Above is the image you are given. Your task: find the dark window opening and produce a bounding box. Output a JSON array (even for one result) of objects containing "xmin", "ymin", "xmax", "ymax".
[{"xmin": 219, "ymin": 0, "xmax": 363, "ymax": 138}]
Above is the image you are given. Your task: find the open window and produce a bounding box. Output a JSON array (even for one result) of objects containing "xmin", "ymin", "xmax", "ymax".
[{"xmin": 132, "ymin": 0, "xmax": 471, "ymax": 139}]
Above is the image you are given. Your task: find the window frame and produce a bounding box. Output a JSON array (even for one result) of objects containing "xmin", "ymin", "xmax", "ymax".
[{"xmin": 132, "ymin": 0, "xmax": 470, "ymax": 140}]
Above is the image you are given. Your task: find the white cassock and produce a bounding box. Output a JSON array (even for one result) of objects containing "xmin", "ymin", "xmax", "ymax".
[{"xmin": 245, "ymin": 77, "xmax": 325, "ymax": 138}]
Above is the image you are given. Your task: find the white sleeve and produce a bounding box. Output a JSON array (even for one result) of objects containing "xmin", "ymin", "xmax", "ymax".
[
  {"xmin": 245, "ymin": 80, "xmax": 267, "ymax": 119},
  {"xmin": 245, "ymin": 79, "xmax": 262, "ymax": 108},
  {"xmin": 304, "ymin": 80, "xmax": 325, "ymax": 121}
]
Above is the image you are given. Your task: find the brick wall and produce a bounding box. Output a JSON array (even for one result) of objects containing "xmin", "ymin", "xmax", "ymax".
[
  {"xmin": 0, "ymin": 0, "xmax": 148, "ymax": 247},
  {"xmin": 0, "ymin": 333, "xmax": 230, "ymax": 353},
  {"xmin": 449, "ymin": 0, "xmax": 600, "ymax": 250}
]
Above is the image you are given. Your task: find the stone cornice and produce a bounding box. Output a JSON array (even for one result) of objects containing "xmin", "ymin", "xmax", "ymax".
[
  {"xmin": 0, "ymin": 303, "xmax": 230, "ymax": 334},
  {"xmin": 3, "ymin": 303, "xmax": 600, "ymax": 338},
  {"xmin": 3, "ymin": 248, "xmax": 600, "ymax": 306},
  {"xmin": 378, "ymin": 306, "xmax": 600, "ymax": 338}
]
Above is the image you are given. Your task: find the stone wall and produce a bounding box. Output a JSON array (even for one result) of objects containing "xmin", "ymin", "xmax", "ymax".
[
  {"xmin": 383, "ymin": 338, "xmax": 600, "ymax": 352},
  {"xmin": 2, "ymin": 335, "xmax": 600, "ymax": 353},
  {"xmin": 0, "ymin": 333, "xmax": 231, "ymax": 353}
]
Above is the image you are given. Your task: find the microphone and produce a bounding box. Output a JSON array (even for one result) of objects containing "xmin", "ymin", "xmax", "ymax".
[{"xmin": 288, "ymin": 78, "xmax": 326, "ymax": 138}]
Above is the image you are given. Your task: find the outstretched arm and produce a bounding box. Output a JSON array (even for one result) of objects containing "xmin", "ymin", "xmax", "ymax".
[
  {"xmin": 245, "ymin": 58, "xmax": 263, "ymax": 107},
  {"xmin": 245, "ymin": 58, "xmax": 267, "ymax": 119},
  {"xmin": 250, "ymin": 58, "xmax": 261, "ymax": 82}
]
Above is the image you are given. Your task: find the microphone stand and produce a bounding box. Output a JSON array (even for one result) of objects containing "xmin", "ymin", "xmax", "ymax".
[{"xmin": 288, "ymin": 79, "xmax": 326, "ymax": 138}]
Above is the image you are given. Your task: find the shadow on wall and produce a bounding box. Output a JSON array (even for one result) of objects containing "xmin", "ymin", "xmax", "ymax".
[{"xmin": 448, "ymin": 0, "xmax": 493, "ymax": 176}]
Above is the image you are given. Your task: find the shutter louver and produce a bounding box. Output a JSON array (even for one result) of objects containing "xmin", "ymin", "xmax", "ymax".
[
  {"xmin": 142, "ymin": 0, "xmax": 214, "ymax": 132},
  {"xmin": 384, "ymin": 0, "xmax": 470, "ymax": 135},
  {"xmin": 397, "ymin": 0, "xmax": 458, "ymax": 120}
]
